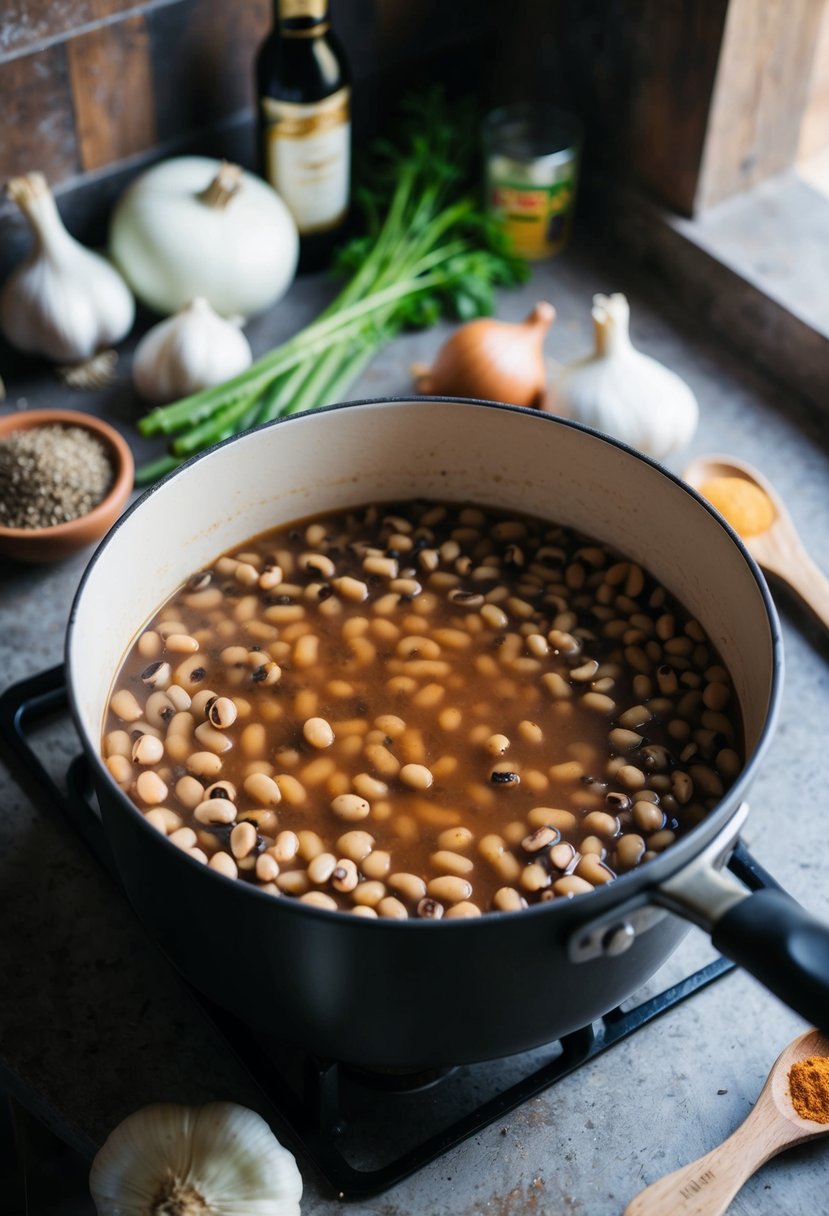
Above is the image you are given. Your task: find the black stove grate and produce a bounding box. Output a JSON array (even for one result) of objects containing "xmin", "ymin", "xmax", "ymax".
[{"xmin": 0, "ymin": 667, "xmax": 779, "ymax": 1199}]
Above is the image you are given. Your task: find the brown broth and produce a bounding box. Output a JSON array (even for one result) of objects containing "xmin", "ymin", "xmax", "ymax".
[{"xmin": 103, "ymin": 500, "xmax": 744, "ymax": 918}]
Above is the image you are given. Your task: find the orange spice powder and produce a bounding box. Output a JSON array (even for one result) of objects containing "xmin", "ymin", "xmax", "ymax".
[{"xmin": 789, "ymin": 1055, "xmax": 829, "ymax": 1124}]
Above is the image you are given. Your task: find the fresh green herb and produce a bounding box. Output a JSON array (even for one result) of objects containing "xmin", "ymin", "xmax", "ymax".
[{"xmin": 136, "ymin": 90, "xmax": 529, "ymax": 483}]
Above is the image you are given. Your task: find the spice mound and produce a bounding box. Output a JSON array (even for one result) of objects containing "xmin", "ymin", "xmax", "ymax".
[
  {"xmin": 789, "ymin": 1055, "xmax": 829, "ymax": 1124},
  {"xmin": 699, "ymin": 475, "xmax": 775, "ymax": 539},
  {"xmin": 0, "ymin": 423, "xmax": 113, "ymax": 530}
]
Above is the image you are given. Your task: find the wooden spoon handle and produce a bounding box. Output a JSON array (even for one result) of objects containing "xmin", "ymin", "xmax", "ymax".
[
  {"xmin": 765, "ymin": 540, "xmax": 829, "ymax": 636},
  {"xmin": 623, "ymin": 1107, "xmax": 794, "ymax": 1216}
]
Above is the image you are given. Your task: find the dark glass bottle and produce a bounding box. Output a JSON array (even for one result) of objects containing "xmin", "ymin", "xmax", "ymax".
[{"xmin": 256, "ymin": 0, "xmax": 351, "ymax": 271}]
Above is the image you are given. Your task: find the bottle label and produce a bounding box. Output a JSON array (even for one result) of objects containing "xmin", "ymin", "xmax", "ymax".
[{"xmin": 262, "ymin": 87, "xmax": 351, "ymax": 235}]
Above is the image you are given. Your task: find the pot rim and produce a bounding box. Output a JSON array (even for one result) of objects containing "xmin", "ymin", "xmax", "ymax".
[{"xmin": 66, "ymin": 396, "xmax": 784, "ymax": 930}]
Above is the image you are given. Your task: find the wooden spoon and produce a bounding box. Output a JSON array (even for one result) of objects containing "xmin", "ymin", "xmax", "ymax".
[
  {"xmin": 624, "ymin": 1028, "xmax": 829, "ymax": 1216},
  {"xmin": 683, "ymin": 454, "xmax": 829, "ymax": 636}
]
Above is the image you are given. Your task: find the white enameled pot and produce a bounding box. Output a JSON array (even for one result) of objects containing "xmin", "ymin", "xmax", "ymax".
[{"xmin": 65, "ymin": 399, "xmax": 829, "ymax": 1068}]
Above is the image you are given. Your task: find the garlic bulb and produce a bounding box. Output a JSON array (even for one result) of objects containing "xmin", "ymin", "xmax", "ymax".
[
  {"xmin": 0, "ymin": 172, "xmax": 134, "ymax": 363},
  {"xmin": 549, "ymin": 293, "xmax": 698, "ymax": 459},
  {"xmin": 132, "ymin": 298, "xmax": 253, "ymax": 404},
  {"xmin": 89, "ymin": 1101, "xmax": 302, "ymax": 1215}
]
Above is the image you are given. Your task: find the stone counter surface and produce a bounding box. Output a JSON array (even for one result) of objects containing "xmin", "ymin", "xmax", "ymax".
[{"xmin": 1, "ymin": 244, "xmax": 828, "ymax": 1215}]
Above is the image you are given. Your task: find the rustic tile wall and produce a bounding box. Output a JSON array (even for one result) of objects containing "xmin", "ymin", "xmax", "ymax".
[{"xmin": 0, "ymin": 0, "xmax": 503, "ymax": 277}]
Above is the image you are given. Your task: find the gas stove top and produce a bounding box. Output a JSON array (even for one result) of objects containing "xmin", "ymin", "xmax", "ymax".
[{"xmin": 0, "ymin": 666, "xmax": 778, "ymax": 1199}]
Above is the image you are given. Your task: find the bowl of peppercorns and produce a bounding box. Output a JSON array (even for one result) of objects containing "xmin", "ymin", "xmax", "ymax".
[{"xmin": 0, "ymin": 408, "xmax": 134, "ymax": 562}]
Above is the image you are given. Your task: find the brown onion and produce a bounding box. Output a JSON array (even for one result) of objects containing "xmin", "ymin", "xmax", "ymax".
[{"xmin": 415, "ymin": 301, "xmax": 555, "ymax": 407}]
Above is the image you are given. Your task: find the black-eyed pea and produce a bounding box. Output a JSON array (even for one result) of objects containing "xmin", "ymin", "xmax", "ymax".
[
  {"xmin": 352, "ymin": 773, "xmax": 388, "ymax": 801},
  {"xmin": 131, "ymin": 733, "xmax": 164, "ymax": 765},
  {"xmin": 174, "ymin": 775, "xmax": 206, "ymax": 809},
  {"xmin": 527, "ymin": 807, "xmax": 577, "ymax": 834},
  {"xmin": 437, "ymin": 706, "xmax": 463, "ymax": 732},
  {"xmin": 277, "ymin": 870, "xmax": 310, "ymax": 895},
  {"xmin": 716, "ymin": 748, "xmax": 741, "ymax": 780},
  {"xmin": 399, "ymin": 763, "xmax": 433, "ymax": 791},
  {"xmin": 430, "ymin": 850, "xmax": 474, "ymax": 876},
  {"xmin": 256, "ymin": 853, "xmax": 280, "ymax": 882},
  {"xmin": 493, "ymin": 887, "xmax": 527, "ymax": 912},
  {"xmin": 169, "ymin": 826, "xmax": 197, "ymax": 850},
  {"xmin": 485, "ymin": 733, "xmax": 510, "ymax": 757},
  {"xmin": 377, "ymin": 896, "xmax": 408, "ymax": 919},
  {"xmin": 352, "ymin": 905, "xmax": 379, "ymax": 918},
  {"xmin": 445, "ymin": 901, "xmax": 482, "ymax": 918},
  {"xmin": 580, "ymin": 835, "xmax": 605, "ymax": 857},
  {"xmin": 615, "ymin": 834, "xmax": 646, "ymax": 871},
  {"xmin": 352, "ymin": 880, "xmax": 387, "ymax": 907},
  {"xmin": 209, "ymin": 852, "xmax": 238, "ymax": 880},
  {"xmin": 243, "ymin": 772, "xmax": 281, "ymax": 806},
  {"xmin": 364, "ymin": 743, "xmax": 400, "ymax": 777},
  {"xmin": 647, "ymin": 828, "xmax": 677, "ymax": 852},
  {"xmin": 104, "ymin": 729, "xmax": 132, "ymax": 758},
  {"xmin": 308, "ymin": 853, "xmax": 338, "ymax": 884},
  {"xmin": 581, "ymin": 811, "xmax": 619, "ymax": 838},
  {"xmin": 437, "ymin": 826, "xmax": 474, "ymax": 852},
  {"xmin": 617, "ymin": 764, "xmax": 647, "ymax": 792},
  {"xmin": 136, "ymin": 770, "xmax": 168, "ymax": 805},
  {"xmin": 110, "ymin": 689, "xmax": 143, "ymax": 722},
  {"xmin": 575, "ymin": 854, "xmax": 615, "ymax": 885},
  {"xmin": 520, "ymin": 862, "xmax": 551, "ymax": 892},
  {"xmin": 522, "ymin": 826, "xmax": 557, "ymax": 852},
  {"xmin": 271, "ymin": 830, "xmax": 299, "ymax": 864},
  {"xmin": 303, "ymin": 716, "xmax": 334, "ymax": 749},
  {"xmin": 518, "ymin": 720, "xmax": 543, "ymax": 745},
  {"xmin": 137, "ymin": 630, "xmax": 162, "ymax": 658},
  {"xmin": 275, "ymin": 774, "xmax": 306, "ymax": 805},
  {"xmin": 188, "ymin": 847, "xmax": 209, "ymax": 864},
  {"xmin": 106, "ymin": 754, "xmax": 133, "ymax": 784},
  {"xmin": 239, "ymin": 807, "xmax": 277, "ymax": 836},
  {"xmin": 671, "ymin": 771, "xmax": 693, "ymax": 804},
  {"xmin": 300, "ymin": 891, "xmax": 339, "ymax": 911},
  {"xmin": 297, "ymin": 830, "xmax": 324, "ymax": 861},
  {"xmin": 337, "ymin": 830, "xmax": 374, "ymax": 862},
  {"xmin": 230, "ymin": 821, "xmax": 258, "ymax": 859},
  {"xmin": 332, "ymin": 859, "xmax": 359, "ymax": 892},
  {"xmin": 427, "ymin": 875, "xmax": 472, "ymax": 903},
  {"xmin": 186, "ymin": 750, "xmax": 223, "ymax": 779},
  {"xmin": 416, "ymin": 897, "xmax": 445, "ymax": 919},
  {"xmin": 362, "ymin": 850, "xmax": 391, "ymax": 880},
  {"xmin": 194, "ymin": 798, "xmax": 236, "ymax": 825},
  {"xmin": 388, "ymin": 872, "xmax": 427, "ymax": 902},
  {"xmin": 143, "ymin": 808, "xmax": 169, "ymax": 834},
  {"xmin": 194, "ymin": 721, "xmax": 233, "ymax": 754},
  {"xmin": 331, "ymin": 793, "xmax": 370, "ymax": 822},
  {"xmin": 549, "ymin": 842, "xmax": 577, "ymax": 871}
]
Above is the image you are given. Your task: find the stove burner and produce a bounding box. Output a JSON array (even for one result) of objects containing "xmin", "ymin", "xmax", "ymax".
[{"xmin": 0, "ymin": 666, "xmax": 781, "ymax": 1200}]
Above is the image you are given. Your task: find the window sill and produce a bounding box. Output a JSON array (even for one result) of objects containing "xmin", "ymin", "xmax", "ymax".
[{"xmin": 609, "ymin": 175, "xmax": 829, "ymax": 420}]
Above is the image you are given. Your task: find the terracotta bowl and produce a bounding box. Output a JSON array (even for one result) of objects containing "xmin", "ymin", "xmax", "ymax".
[{"xmin": 0, "ymin": 408, "xmax": 134, "ymax": 563}]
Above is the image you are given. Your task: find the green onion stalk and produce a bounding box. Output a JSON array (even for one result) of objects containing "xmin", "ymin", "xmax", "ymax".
[{"xmin": 135, "ymin": 91, "xmax": 529, "ymax": 484}]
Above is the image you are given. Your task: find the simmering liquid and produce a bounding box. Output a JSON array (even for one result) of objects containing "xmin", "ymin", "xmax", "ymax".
[{"xmin": 103, "ymin": 500, "xmax": 743, "ymax": 918}]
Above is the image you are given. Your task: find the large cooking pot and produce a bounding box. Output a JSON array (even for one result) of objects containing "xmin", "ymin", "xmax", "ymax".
[{"xmin": 67, "ymin": 399, "xmax": 829, "ymax": 1068}]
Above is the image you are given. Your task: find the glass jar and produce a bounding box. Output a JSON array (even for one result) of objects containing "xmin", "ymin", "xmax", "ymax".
[{"xmin": 483, "ymin": 103, "xmax": 582, "ymax": 261}]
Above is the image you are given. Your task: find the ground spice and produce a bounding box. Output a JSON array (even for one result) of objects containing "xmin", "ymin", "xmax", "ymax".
[
  {"xmin": 0, "ymin": 423, "xmax": 113, "ymax": 530},
  {"xmin": 788, "ymin": 1055, "xmax": 829, "ymax": 1123},
  {"xmin": 699, "ymin": 475, "xmax": 775, "ymax": 538}
]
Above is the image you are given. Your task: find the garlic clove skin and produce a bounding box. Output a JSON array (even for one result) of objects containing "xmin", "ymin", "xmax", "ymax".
[
  {"xmin": 89, "ymin": 1101, "xmax": 303, "ymax": 1215},
  {"xmin": 0, "ymin": 172, "xmax": 134, "ymax": 363},
  {"xmin": 549, "ymin": 293, "xmax": 698, "ymax": 460},
  {"xmin": 132, "ymin": 297, "xmax": 253, "ymax": 404}
]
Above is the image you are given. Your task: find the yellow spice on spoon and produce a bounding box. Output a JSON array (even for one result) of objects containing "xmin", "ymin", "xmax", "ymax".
[{"xmin": 699, "ymin": 475, "xmax": 775, "ymax": 538}]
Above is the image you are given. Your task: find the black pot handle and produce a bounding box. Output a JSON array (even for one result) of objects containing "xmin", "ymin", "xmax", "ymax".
[
  {"xmin": 656, "ymin": 805, "xmax": 829, "ymax": 1033},
  {"xmin": 711, "ymin": 888, "xmax": 829, "ymax": 1031}
]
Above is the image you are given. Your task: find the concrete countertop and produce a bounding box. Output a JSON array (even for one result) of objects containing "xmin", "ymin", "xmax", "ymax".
[{"xmin": 1, "ymin": 240, "xmax": 828, "ymax": 1215}]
